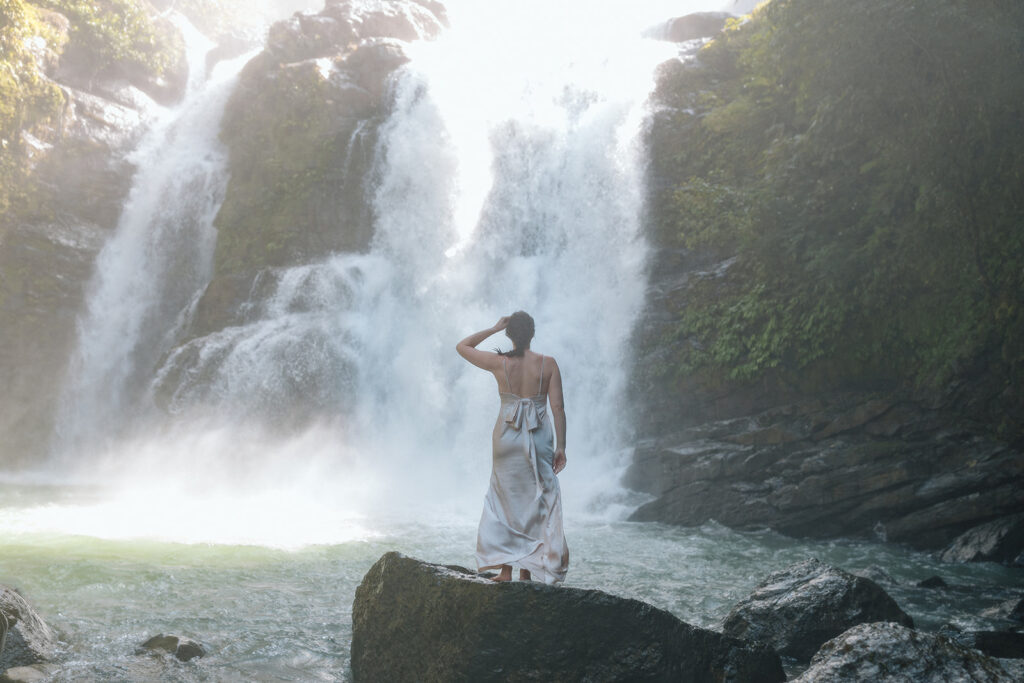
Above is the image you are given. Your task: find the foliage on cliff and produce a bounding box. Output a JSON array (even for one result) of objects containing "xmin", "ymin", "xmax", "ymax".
[
  {"xmin": 1, "ymin": 0, "xmax": 178, "ymax": 227},
  {"xmin": 34, "ymin": 0, "xmax": 176, "ymax": 76},
  {"xmin": 651, "ymin": 0, "xmax": 1024, "ymax": 434},
  {"xmin": 0, "ymin": 0, "xmax": 65, "ymax": 219}
]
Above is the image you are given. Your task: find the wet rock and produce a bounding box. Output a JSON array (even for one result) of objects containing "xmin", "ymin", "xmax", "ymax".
[
  {"xmin": 722, "ymin": 559, "xmax": 913, "ymax": 662},
  {"xmin": 0, "ymin": 220, "xmax": 106, "ymax": 467},
  {"xmin": 941, "ymin": 513, "xmax": 1024, "ymax": 565},
  {"xmin": 626, "ymin": 394, "xmax": 1024, "ymax": 550},
  {"xmin": 647, "ymin": 12, "xmax": 732, "ymax": 42},
  {"xmin": 138, "ymin": 634, "xmax": 206, "ymax": 662},
  {"xmin": 852, "ymin": 565, "xmax": 896, "ymax": 585},
  {"xmin": 351, "ymin": 552, "xmax": 785, "ymax": 682},
  {"xmin": 917, "ymin": 575, "xmax": 949, "ymax": 589},
  {"xmin": 0, "ymin": 664, "xmax": 56, "ymax": 682},
  {"xmin": 951, "ymin": 631, "xmax": 1024, "ymax": 660},
  {"xmin": 792, "ymin": 622, "xmax": 1014, "ymax": 682},
  {"xmin": 0, "ymin": 586, "xmax": 57, "ymax": 671}
]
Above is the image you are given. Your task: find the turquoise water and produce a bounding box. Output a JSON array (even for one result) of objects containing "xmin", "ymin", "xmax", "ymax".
[{"xmin": 1, "ymin": 483, "xmax": 1021, "ymax": 680}]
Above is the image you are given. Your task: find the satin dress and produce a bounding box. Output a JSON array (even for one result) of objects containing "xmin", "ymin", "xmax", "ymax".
[{"xmin": 476, "ymin": 356, "xmax": 569, "ymax": 584}]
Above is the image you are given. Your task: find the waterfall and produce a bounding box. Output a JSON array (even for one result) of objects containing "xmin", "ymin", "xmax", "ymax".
[
  {"xmin": 51, "ymin": 0, "xmax": 719, "ymax": 539},
  {"xmin": 53, "ymin": 19, "xmax": 252, "ymax": 460}
]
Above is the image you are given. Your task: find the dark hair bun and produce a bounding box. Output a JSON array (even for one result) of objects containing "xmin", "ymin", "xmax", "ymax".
[{"xmin": 502, "ymin": 311, "xmax": 534, "ymax": 357}]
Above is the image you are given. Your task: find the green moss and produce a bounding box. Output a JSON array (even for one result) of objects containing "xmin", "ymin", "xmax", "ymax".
[
  {"xmin": 213, "ymin": 58, "xmax": 369, "ymax": 274},
  {"xmin": 34, "ymin": 0, "xmax": 176, "ymax": 76},
  {"xmin": 0, "ymin": 0, "xmax": 66, "ymax": 223},
  {"xmin": 651, "ymin": 0, "xmax": 1024, "ymax": 408}
]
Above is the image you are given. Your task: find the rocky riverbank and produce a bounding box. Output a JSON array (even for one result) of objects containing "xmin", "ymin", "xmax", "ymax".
[
  {"xmin": 349, "ymin": 553, "xmax": 1022, "ymax": 681},
  {"xmin": 625, "ymin": 391, "xmax": 1024, "ymax": 558}
]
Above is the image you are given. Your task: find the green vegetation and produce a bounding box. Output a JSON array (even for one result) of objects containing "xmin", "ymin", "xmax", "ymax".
[
  {"xmin": 652, "ymin": 0, "xmax": 1024, "ymax": 424},
  {"xmin": 0, "ymin": 0, "xmax": 65, "ymax": 219},
  {"xmin": 1, "ymin": 0, "xmax": 178, "ymax": 228},
  {"xmin": 35, "ymin": 0, "xmax": 175, "ymax": 76}
]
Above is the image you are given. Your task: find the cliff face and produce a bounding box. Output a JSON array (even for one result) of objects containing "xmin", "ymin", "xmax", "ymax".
[
  {"xmin": 149, "ymin": 0, "xmax": 447, "ymax": 418},
  {"xmin": 0, "ymin": 0, "xmax": 185, "ymax": 466},
  {"xmin": 630, "ymin": 0, "xmax": 1024, "ymax": 550}
]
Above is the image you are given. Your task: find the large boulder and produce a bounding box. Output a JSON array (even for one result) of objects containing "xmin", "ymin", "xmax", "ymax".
[
  {"xmin": 626, "ymin": 393, "xmax": 1024, "ymax": 551},
  {"xmin": 351, "ymin": 552, "xmax": 785, "ymax": 682},
  {"xmin": 792, "ymin": 622, "xmax": 1014, "ymax": 682},
  {"xmin": 722, "ymin": 559, "xmax": 914, "ymax": 662},
  {"xmin": 0, "ymin": 586, "xmax": 56, "ymax": 672},
  {"xmin": 941, "ymin": 513, "xmax": 1024, "ymax": 565}
]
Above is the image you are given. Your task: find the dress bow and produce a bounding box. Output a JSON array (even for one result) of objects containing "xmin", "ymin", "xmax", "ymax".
[
  {"xmin": 506, "ymin": 397, "xmax": 541, "ymax": 432},
  {"xmin": 506, "ymin": 397, "xmax": 546, "ymax": 500}
]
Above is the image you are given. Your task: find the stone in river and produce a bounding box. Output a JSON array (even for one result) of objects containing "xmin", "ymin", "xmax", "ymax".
[
  {"xmin": 792, "ymin": 622, "xmax": 1015, "ymax": 682},
  {"xmin": 351, "ymin": 552, "xmax": 784, "ymax": 682},
  {"xmin": 722, "ymin": 559, "xmax": 913, "ymax": 662},
  {"xmin": 940, "ymin": 513, "xmax": 1024, "ymax": 565},
  {"xmin": 137, "ymin": 634, "xmax": 206, "ymax": 662},
  {"xmin": 917, "ymin": 575, "xmax": 949, "ymax": 589},
  {"xmin": 952, "ymin": 631, "xmax": 1024, "ymax": 660},
  {"xmin": 0, "ymin": 586, "xmax": 56, "ymax": 672}
]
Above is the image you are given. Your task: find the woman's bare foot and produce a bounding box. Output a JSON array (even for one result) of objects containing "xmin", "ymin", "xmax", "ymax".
[
  {"xmin": 491, "ymin": 565, "xmax": 512, "ymax": 582},
  {"xmin": 519, "ymin": 569, "xmax": 531, "ymax": 581}
]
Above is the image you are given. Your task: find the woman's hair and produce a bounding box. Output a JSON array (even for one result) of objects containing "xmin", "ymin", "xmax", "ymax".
[{"xmin": 497, "ymin": 310, "xmax": 534, "ymax": 357}]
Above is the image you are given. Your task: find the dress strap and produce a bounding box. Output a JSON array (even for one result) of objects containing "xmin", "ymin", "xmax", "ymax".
[{"xmin": 538, "ymin": 355, "xmax": 544, "ymax": 395}]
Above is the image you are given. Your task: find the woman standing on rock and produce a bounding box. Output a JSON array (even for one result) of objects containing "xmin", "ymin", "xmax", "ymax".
[{"xmin": 456, "ymin": 312, "xmax": 569, "ymax": 584}]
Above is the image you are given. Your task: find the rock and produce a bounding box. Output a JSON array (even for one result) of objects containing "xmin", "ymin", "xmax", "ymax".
[
  {"xmin": 351, "ymin": 552, "xmax": 785, "ymax": 682},
  {"xmin": 647, "ymin": 12, "xmax": 732, "ymax": 42},
  {"xmin": 626, "ymin": 393, "xmax": 1024, "ymax": 550},
  {"xmin": 137, "ymin": 634, "xmax": 206, "ymax": 662},
  {"xmin": 941, "ymin": 513, "xmax": 1024, "ymax": 565},
  {"xmin": 0, "ymin": 586, "xmax": 57, "ymax": 671},
  {"xmin": 722, "ymin": 559, "xmax": 914, "ymax": 662},
  {"xmin": 951, "ymin": 631, "xmax": 1024, "ymax": 660},
  {"xmin": 0, "ymin": 219, "xmax": 106, "ymax": 467},
  {"xmin": 210, "ymin": 0, "xmax": 449, "ymax": 279},
  {"xmin": 917, "ymin": 575, "xmax": 949, "ymax": 589},
  {"xmin": 852, "ymin": 565, "xmax": 896, "ymax": 585},
  {"xmin": 0, "ymin": 664, "xmax": 56, "ymax": 683},
  {"xmin": 793, "ymin": 622, "xmax": 1014, "ymax": 682},
  {"xmin": 980, "ymin": 597, "xmax": 1024, "ymax": 622}
]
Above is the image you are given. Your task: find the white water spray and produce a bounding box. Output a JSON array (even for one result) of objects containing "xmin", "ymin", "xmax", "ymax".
[
  {"xmin": 54, "ymin": 18, "xmax": 255, "ymax": 459},
  {"xmin": 43, "ymin": 0, "xmax": 732, "ymax": 545}
]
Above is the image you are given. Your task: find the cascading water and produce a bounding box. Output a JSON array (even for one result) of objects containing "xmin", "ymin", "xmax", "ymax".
[
  {"xmin": 48, "ymin": 0, "xmax": 700, "ymax": 535},
  {"xmin": 5, "ymin": 3, "xmax": 1021, "ymax": 680},
  {"xmin": 53, "ymin": 17, "xmax": 253, "ymax": 462}
]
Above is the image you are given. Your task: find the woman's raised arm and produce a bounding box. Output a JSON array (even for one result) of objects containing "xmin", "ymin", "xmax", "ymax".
[{"xmin": 455, "ymin": 317, "xmax": 509, "ymax": 371}]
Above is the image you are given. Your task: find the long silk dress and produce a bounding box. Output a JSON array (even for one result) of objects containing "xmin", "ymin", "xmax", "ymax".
[{"xmin": 476, "ymin": 356, "xmax": 569, "ymax": 584}]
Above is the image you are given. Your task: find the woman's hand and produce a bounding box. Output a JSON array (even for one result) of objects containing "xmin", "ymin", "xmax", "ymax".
[
  {"xmin": 553, "ymin": 448, "xmax": 566, "ymax": 475},
  {"xmin": 494, "ymin": 316, "xmax": 510, "ymax": 331}
]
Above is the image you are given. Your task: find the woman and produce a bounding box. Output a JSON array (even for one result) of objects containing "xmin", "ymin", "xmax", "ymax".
[{"xmin": 456, "ymin": 311, "xmax": 569, "ymax": 584}]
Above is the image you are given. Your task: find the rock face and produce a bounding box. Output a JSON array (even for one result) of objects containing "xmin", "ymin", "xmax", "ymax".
[
  {"xmin": 650, "ymin": 12, "xmax": 732, "ymax": 42},
  {"xmin": 941, "ymin": 513, "xmax": 1024, "ymax": 565},
  {"xmin": 0, "ymin": 586, "xmax": 56, "ymax": 672},
  {"xmin": 625, "ymin": 393, "xmax": 1024, "ymax": 550},
  {"xmin": 792, "ymin": 622, "xmax": 1014, "ymax": 682},
  {"xmin": 628, "ymin": 3, "xmax": 1024, "ymax": 550},
  {"xmin": 946, "ymin": 630, "xmax": 1024, "ymax": 660},
  {"xmin": 150, "ymin": 1, "xmax": 448, "ymax": 415},
  {"xmin": 0, "ymin": 3, "xmax": 184, "ymax": 468},
  {"xmin": 351, "ymin": 552, "xmax": 785, "ymax": 682},
  {"xmin": 722, "ymin": 559, "xmax": 914, "ymax": 662},
  {"xmin": 211, "ymin": 0, "xmax": 447, "ymax": 278}
]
